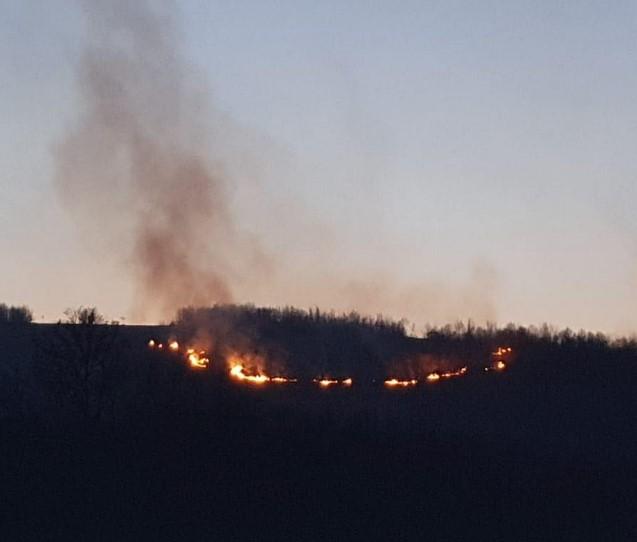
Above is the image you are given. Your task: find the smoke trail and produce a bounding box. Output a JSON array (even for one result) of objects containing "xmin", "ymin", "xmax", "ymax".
[{"xmin": 54, "ymin": 0, "xmax": 246, "ymax": 320}]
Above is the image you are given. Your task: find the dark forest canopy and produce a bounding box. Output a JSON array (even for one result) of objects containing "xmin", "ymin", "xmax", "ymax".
[
  {"xmin": 173, "ymin": 304, "xmax": 637, "ymax": 380},
  {"xmin": 0, "ymin": 303, "xmax": 32, "ymax": 324}
]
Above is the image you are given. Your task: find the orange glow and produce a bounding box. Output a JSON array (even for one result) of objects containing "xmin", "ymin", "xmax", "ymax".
[
  {"xmin": 147, "ymin": 338, "xmax": 513, "ymax": 384},
  {"xmin": 188, "ymin": 351, "xmax": 209, "ymax": 369},
  {"xmin": 384, "ymin": 378, "xmax": 418, "ymax": 387},
  {"xmin": 313, "ymin": 378, "xmax": 352, "ymax": 387},
  {"xmin": 230, "ymin": 364, "xmax": 270, "ymax": 384},
  {"xmin": 440, "ymin": 366, "xmax": 468, "ymax": 379},
  {"xmin": 316, "ymin": 378, "xmax": 339, "ymax": 387},
  {"xmin": 271, "ymin": 376, "xmax": 298, "ymax": 383},
  {"xmin": 493, "ymin": 346, "xmax": 513, "ymax": 357}
]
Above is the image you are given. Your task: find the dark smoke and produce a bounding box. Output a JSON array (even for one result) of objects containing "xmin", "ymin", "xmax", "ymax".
[{"xmin": 55, "ymin": 0, "xmax": 251, "ymax": 320}]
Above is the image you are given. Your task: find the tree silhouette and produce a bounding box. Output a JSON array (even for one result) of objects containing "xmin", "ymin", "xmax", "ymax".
[
  {"xmin": 35, "ymin": 307, "xmax": 122, "ymax": 422},
  {"xmin": 0, "ymin": 303, "xmax": 33, "ymax": 324}
]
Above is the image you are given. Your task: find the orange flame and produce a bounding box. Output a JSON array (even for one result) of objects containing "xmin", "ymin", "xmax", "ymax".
[
  {"xmin": 440, "ymin": 366, "xmax": 468, "ymax": 379},
  {"xmin": 169, "ymin": 340, "xmax": 179, "ymax": 352},
  {"xmin": 230, "ymin": 364, "xmax": 270, "ymax": 384},
  {"xmin": 484, "ymin": 360, "xmax": 507, "ymax": 372},
  {"xmin": 188, "ymin": 351, "xmax": 210, "ymax": 369},
  {"xmin": 384, "ymin": 378, "xmax": 418, "ymax": 387},
  {"xmin": 316, "ymin": 378, "xmax": 338, "ymax": 387},
  {"xmin": 492, "ymin": 346, "xmax": 513, "ymax": 357},
  {"xmin": 271, "ymin": 376, "xmax": 298, "ymax": 383},
  {"xmin": 313, "ymin": 378, "xmax": 353, "ymax": 387}
]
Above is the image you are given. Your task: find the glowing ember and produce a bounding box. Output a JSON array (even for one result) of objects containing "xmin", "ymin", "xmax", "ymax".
[
  {"xmin": 488, "ymin": 346, "xmax": 511, "ymax": 371},
  {"xmin": 312, "ymin": 378, "xmax": 353, "ymax": 387},
  {"xmin": 426, "ymin": 372, "xmax": 441, "ymax": 382},
  {"xmin": 271, "ymin": 376, "xmax": 298, "ymax": 383},
  {"xmin": 316, "ymin": 378, "xmax": 339, "ymax": 387},
  {"xmin": 493, "ymin": 346, "xmax": 513, "ymax": 357},
  {"xmin": 440, "ymin": 367, "xmax": 468, "ymax": 379},
  {"xmin": 169, "ymin": 340, "xmax": 179, "ymax": 351},
  {"xmin": 148, "ymin": 339, "xmax": 156, "ymax": 348},
  {"xmin": 384, "ymin": 378, "xmax": 418, "ymax": 387},
  {"xmin": 157, "ymin": 343, "xmax": 164, "ymax": 349}
]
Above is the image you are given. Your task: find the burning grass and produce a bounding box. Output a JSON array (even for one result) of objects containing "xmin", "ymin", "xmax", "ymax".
[
  {"xmin": 384, "ymin": 378, "xmax": 418, "ymax": 387},
  {"xmin": 146, "ymin": 338, "xmax": 513, "ymax": 388}
]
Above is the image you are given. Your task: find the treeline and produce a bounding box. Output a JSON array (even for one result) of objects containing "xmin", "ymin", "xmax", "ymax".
[
  {"xmin": 175, "ymin": 304, "xmax": 637, "ymax": 379},
  {"xmin": 176, "ymin": 305, "xmax": 415, "ymax": 379},
  {"xmin": 2, "ymin": 302, "xmax": 636, "ymax": 424},
  {"xmin": 0, "ymin": 303, "xmax": 32, "ymax": 324}
]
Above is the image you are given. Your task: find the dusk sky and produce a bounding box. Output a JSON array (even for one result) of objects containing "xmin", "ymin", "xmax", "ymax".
[{"xmin": 2, "ymin": 1, "xmax": 637, "ymax": 332}]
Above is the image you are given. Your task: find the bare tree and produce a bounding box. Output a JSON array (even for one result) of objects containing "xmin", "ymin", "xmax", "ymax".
[{"xmin": 35, "ymin": 307, "xmax": 122, "ymax": 422}]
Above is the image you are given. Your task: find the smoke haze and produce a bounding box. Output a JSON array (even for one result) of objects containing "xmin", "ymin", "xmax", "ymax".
[
  {"xmin": 54, "ymin": 0, "xmax": 496, "ymax": 328},
  {"xmin": 54, "ymin": 0, "xmax": 257, "ymax": 320}
]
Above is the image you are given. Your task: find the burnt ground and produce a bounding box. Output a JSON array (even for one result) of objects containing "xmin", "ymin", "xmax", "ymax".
[{"xmin": 1, "ymin": 323, "xmax": 636, "ymax": 541}]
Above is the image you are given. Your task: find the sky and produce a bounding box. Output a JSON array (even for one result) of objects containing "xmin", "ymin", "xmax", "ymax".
[{"xmin": 1, "ymin": 1, "xmax": 637, "ymax": 333}]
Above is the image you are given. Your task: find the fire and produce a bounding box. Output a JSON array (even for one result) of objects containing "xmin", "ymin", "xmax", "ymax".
[
  {"xmin": 188, "ymin": 351, "xmax": 210, "ymax": 369},
  {"xmin": 493, "ymin": 346, "xmax": 513, "ymax": 357},
  {"xmin": 316, "ymin": 379, "xmax": 339, "ymax": 387},
  {"xmin": 230, "ymin": 364, "xmax": 270, "ymax": 384},
  {"xmin": 384, "ymin": 378, "xmax": 418, "ymax": 387},
  {"xmin": 484, "ymin": 360, "xmax": 507, "ymax": 372},
  {"xmin": 148, "ymin": 338, "xmax": 212, "ymax": 369},
  {"xmin": 271, "ymin": 376, "xmax": 298, "ymax": 383},
  {"xmin": 226, "ymin": 353, "xmax": 299, "ymax": 384},
  {"xmin": 313, "ymin": 378, "xmax": 353, "ymax": 387},
  {"xmin": 146, "ymin": 336, "xmax": 512, "ymax": 383},
  {"xmin": 487, "ymin": 346, "xmax": 511, "ymax": 372},
  {"xmin": 440, "ymin": 367, "xmax": 468, "ymax": 379}
]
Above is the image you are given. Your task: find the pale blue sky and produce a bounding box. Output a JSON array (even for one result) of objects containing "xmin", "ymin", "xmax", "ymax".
[{"xmin": 2, "ymin": 1, "xmax": 637, "ymax": 332}]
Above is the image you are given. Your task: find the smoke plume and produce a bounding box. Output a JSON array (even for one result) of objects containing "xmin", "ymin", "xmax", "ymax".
[
  {"xmin": 55, "ymin": 0, "xmax": 253, "ymax": 320},
  {"xmin": 54, "ymin": 0, "xmax": 497, "ymax": 328}
]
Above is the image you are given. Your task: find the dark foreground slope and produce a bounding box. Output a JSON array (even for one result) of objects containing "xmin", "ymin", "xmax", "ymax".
[
  {"xmin": 2, "ymin": 388, "xmax": 635, "ymax": 542},
  {"xmin": 1, "ymin": 317, "xmax": 637, "ymax": 541}
]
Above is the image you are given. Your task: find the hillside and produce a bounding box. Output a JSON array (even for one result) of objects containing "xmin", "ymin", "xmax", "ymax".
[{"xmin": 1, "ymin": 307, "xmax": 637, "ymax": 540}]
